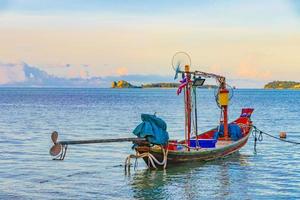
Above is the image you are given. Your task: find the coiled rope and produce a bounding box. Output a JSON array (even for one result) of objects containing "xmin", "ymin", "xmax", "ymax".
[{"xmin": 125, "ymin": 145, "xmax": 168, "ymax": 173}]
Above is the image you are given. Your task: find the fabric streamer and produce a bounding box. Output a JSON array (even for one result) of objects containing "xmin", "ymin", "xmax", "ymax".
[{"xmin": 177, "ymin": 77, "xmax": 188, "ymax": 95}]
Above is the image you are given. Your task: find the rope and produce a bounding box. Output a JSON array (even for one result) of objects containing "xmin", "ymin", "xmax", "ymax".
[
  {"xmin": 251, "ymin": 125, "xmax": 300, "ymax": 152},
  {"xmin": 252, "ymin": 126, "xmax": 263, "ymax": 152},
  {"xmin": 253, "ymin": 126, "xmax": 300, "ymax": 144},
  {"xmin": 191, "ymin": 86, "xmax": 200, "ymax": 147},
  {"xmin": 125, "ymin": 125, "xmax": 300, "ymax": 172},
  {"xmin": 125, "ymin": 145, "xmax": 169, "ymax": 172},
  {"xmin": 183, "ymin": 87, "xmax": 187, "ymax": 144}
]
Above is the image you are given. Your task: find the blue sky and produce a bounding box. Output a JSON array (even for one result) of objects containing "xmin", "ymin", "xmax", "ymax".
[{"xmin": 0, "ymin": 0, "xmax": 299, "ymax": 87}]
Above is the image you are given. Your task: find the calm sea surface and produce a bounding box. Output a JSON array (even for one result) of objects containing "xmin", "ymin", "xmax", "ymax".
[{"xmin": 0, "ymin": 88, "xmax": 300, "ymax": 199}]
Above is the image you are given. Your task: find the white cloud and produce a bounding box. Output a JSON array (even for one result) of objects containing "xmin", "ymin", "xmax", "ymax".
[
  {"xmin": 0, "ymin": 62, "xmax": 26, "ymax": 84},
  {"xmin": 37, "ymin": 63, "xmax": 91, "ymax": 79}
]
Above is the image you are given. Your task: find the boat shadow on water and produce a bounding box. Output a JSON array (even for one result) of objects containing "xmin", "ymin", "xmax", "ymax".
[{"xmin": 129, "ymin": 152, "xmax": 252, "ymax": 199}]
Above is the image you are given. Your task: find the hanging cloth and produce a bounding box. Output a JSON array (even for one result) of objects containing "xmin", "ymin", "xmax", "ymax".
[
  {"xmin": 133, "ymin": 114, "xmax": 169, "ymax": 145},
  {"xmin": 177, "ymin": 77, "xmax": 188, "ymax": 95}
]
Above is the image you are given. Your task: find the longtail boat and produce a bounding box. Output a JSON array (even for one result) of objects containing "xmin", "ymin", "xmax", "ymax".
[
  {"xmin": 133, "ymin": 108, "xmax": 253, "ymax": 166},
  {"xmin": 125, "ymin": 52, "xmax": 254, "ymax": 169},
  {"xmin": 50, "ymin": 52, "xmax": 254, "ymax": 170}
]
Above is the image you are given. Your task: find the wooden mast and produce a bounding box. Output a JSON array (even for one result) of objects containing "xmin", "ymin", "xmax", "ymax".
[{"xmin": 185, "ymin": 65, "xmax": 192, "ymax": 149}]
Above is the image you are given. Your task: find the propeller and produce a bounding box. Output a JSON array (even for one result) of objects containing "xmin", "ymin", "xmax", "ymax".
[
  {"xmin": 49, "ymin": 131, "xmax": 62, "ymax": 156},
  {"xmin": 174, "ymin": 65, "xmax": 180, "ymax": 80},
  {"xmin": 171, "ymin": 51, "xmax": 191, "ymax": 80},
  {"xmin": 51, "ymin": 131, "xmax": 58, "ymax": 143}
]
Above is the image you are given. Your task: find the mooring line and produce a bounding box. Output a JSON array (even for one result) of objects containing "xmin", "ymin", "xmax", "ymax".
[
  {"xmin": 251, "ymin": 125, "xmax": 300, "ymax": 152},
  {"xmin": 252, "ymin": 126, "xmax": 300, "ymax": 145}
]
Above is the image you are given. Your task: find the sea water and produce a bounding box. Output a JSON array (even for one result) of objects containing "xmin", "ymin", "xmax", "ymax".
[{"xmin": 0, "ymin": 88, "xmax": 300, "ymax": 199}]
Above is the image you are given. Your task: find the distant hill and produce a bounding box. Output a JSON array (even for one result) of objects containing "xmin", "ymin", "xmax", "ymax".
[
  {"xmin": 264, "ymin": 81, "xmax": 300, "ymax": 89},
  {"xmin": 111, "ymin": 80, "xmax": 141, "ymax": 88}
]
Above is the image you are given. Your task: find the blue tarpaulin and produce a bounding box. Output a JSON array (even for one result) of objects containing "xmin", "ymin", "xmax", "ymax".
[
  {"xmin": 214, "ymin": 123, "xmax": 243, "ymax": 141},
  {"xmin": 133, "ymin": 114, "xmax": 169, "ymax": 145}
]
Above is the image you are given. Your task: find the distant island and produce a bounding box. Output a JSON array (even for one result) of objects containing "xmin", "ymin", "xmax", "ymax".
[
  {"xmin": 264, "ymin": 81, "xmax": 300, "ymax": 89},
  {"xmin": 111, "ymin": 80, "xmax": 218, "ymax": 89},
  {"xmin": 111, "ymin": 80, "xmax": 141, "ymax": 88}
]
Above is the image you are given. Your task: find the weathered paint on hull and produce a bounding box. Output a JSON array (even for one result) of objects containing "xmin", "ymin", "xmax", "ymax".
[
  {"xmin": 136, "ymin": 108, "xmax": 254, "ymax": 167},
  {"xmin": 137, "ymin": 133, "xmax": 250, "ymax": 166}
]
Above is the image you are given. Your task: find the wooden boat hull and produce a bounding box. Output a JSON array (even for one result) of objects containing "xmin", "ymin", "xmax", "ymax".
[
  {"xmin": 137, "ymin": 133, "xmax": 250, "ymax": 165},
  {"xmin": 135, "ymin": 108, "xmax": 254, "ymax": 166}
]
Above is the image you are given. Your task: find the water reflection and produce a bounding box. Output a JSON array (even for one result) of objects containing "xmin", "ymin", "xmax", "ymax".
[{"xmin": 130, "ymin": 152, "xmax": 251, "ymax": 199}]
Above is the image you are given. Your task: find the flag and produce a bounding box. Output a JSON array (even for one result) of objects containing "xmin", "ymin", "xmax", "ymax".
[{"xmin": 177, "ymin": 77, "xmax": 188, "ymax": 95}]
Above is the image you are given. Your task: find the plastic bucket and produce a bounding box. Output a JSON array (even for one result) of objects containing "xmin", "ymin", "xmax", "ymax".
[{"xmin": 190, "ymin": 139, "xmax": 217, "ymax": 148}]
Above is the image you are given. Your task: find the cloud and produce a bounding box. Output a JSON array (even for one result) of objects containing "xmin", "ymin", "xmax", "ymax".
[
  {"xmin": 44, "ymin": 63, "xmax": 90, "ymax": 79},
  {"xmin": 116, "ymin": 67, "xmax": 128, "ymax": 76},
  {"xmin": 55, "ymin": 64, "xmax": 90, "ymax": 79},
  {"xmin": 0, "ymin": 62, "xmax": 26, "ymax": 84},
  {"xmin": 235, "ymin": 54, "xmax": 272, "ymax": 80},
  {"xmin": 236, "ymin": 65, "xmax": 272, "ymax": 80},
  {"xmin": 0, "ymin": 62, "xmax": 265, "ymax": 88}
]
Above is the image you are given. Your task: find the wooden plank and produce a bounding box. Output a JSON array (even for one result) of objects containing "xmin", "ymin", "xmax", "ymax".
[{"xmin": 58, "ymin": 137, "xmax": 146, "ymax": 145}]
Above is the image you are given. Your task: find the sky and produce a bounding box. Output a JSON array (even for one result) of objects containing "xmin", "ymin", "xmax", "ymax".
[{"xmin": 0, "ymin": 0, "xmax": 300, "ymax": 87}]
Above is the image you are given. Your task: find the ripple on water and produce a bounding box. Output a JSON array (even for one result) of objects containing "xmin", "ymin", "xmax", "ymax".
[{"xmin": 0, "ymin": 88, "xmax": 300, "ymax": 199}]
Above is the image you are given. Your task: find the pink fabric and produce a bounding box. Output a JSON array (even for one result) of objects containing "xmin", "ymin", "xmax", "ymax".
[{"xmin": 177, "ymin": 77, "xmax": 188, "ymax": 95}]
